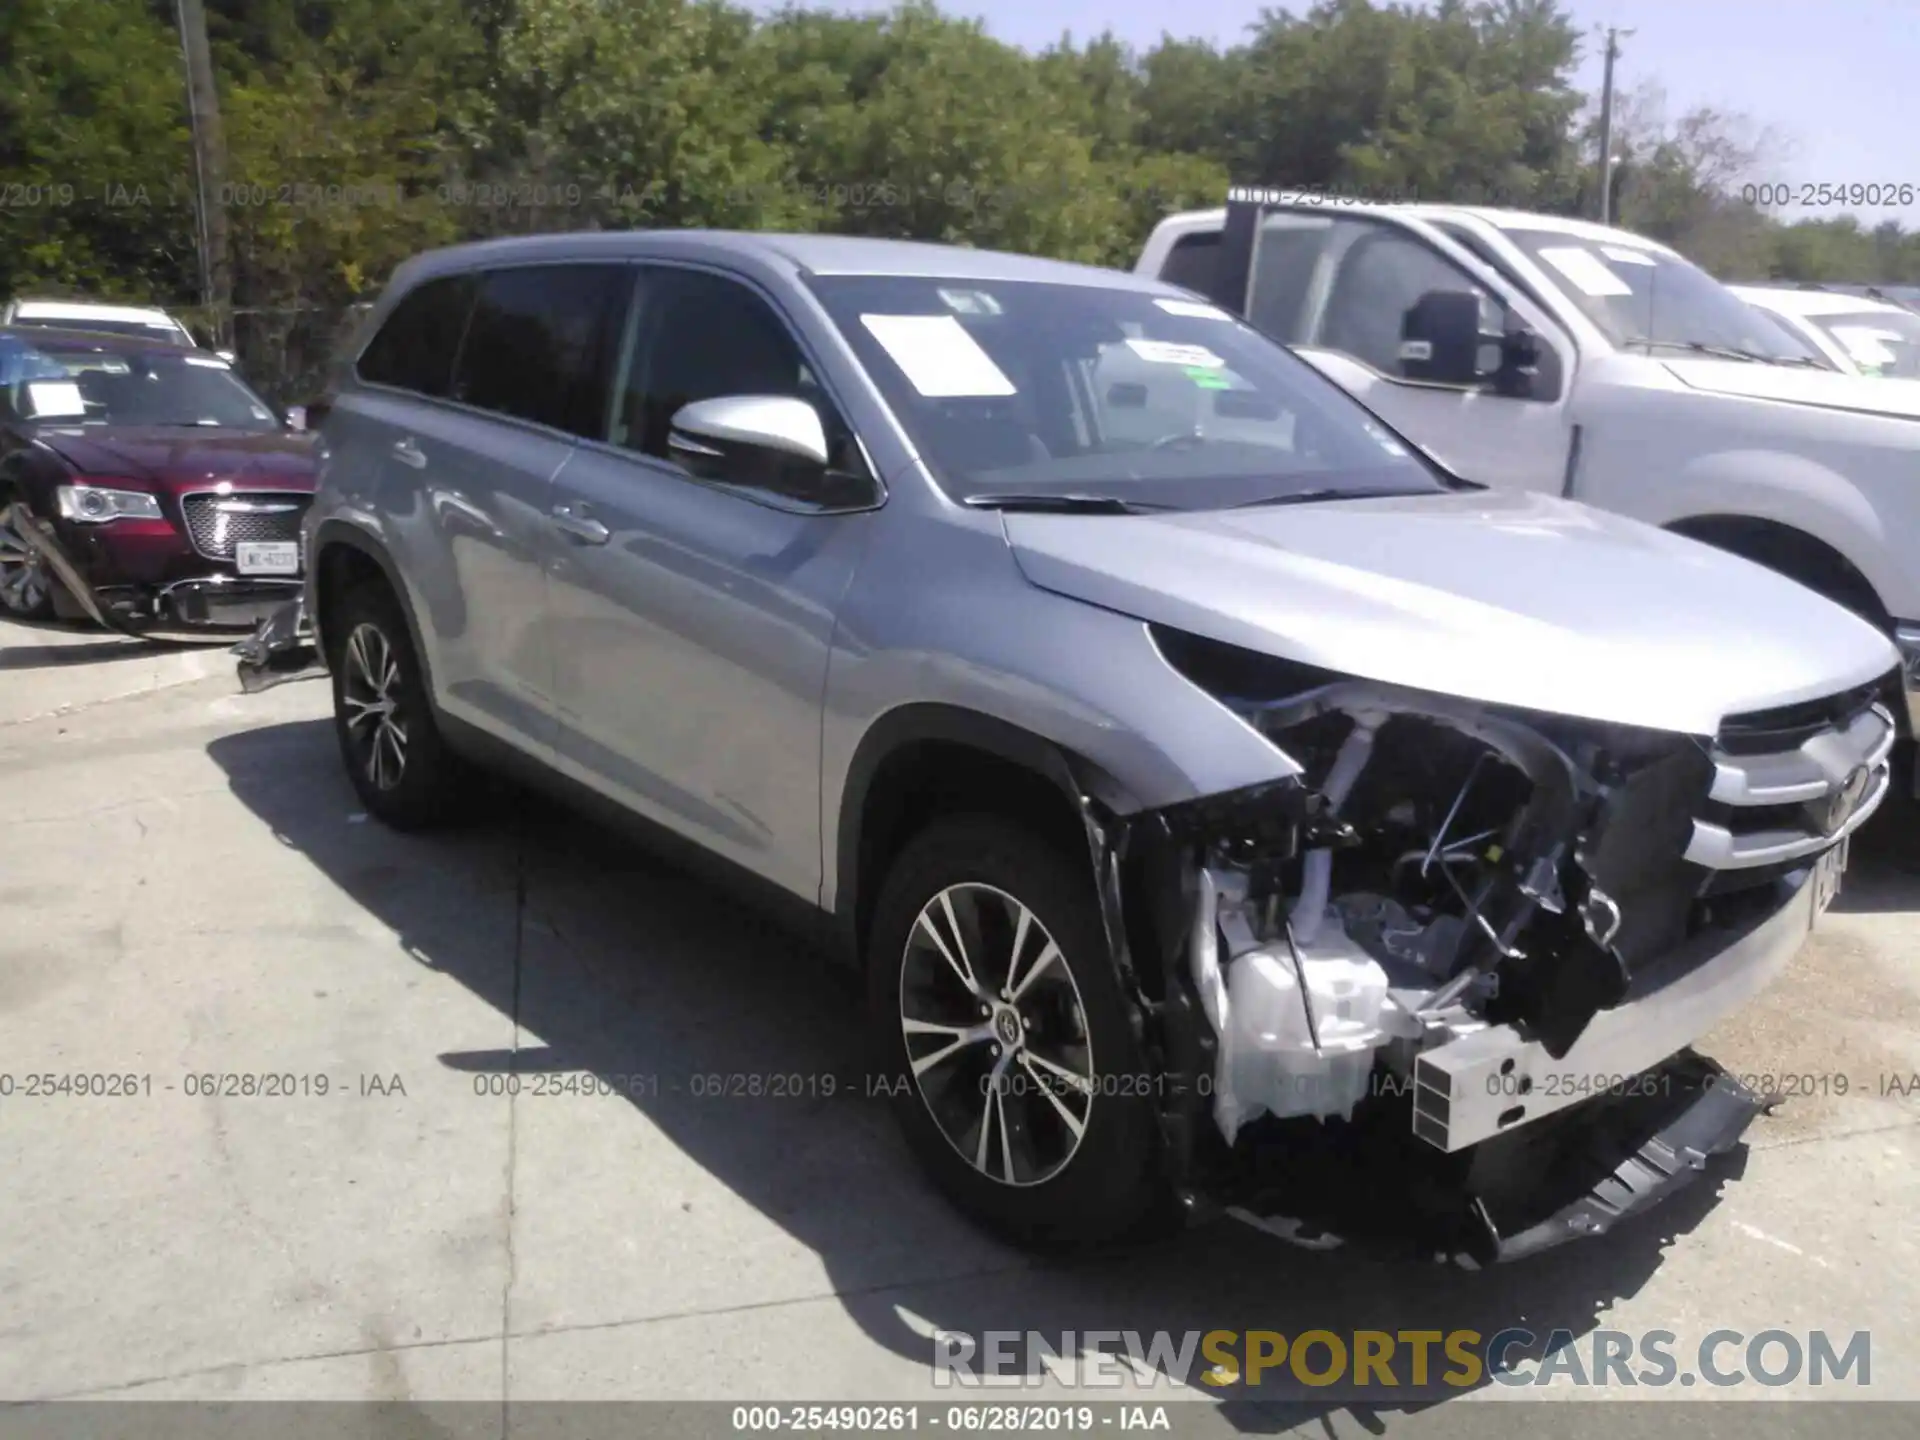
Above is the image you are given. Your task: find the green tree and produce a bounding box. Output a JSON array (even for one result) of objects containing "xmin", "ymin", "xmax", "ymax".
[{"xmin": 0, "ymin": 0, "xmax": 197, "ymax": 300}]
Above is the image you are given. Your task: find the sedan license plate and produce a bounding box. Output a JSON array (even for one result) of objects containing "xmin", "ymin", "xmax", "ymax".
[
  {"xmin": 1811, "ymin": 836, "xmax": 1849, "ymax": 928},
  {"xmin": 235, "ymin": 540, "xmax": 300, "ymax": 576}
]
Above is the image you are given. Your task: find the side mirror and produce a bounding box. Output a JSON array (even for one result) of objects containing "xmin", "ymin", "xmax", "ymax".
[
  {"xmin": 1399, "ymin": 289, "xmax": 1497, "ymax": 386},
  {"xmin": 284, "ymin": 405, "xmax": 307, "ymax": 432},
  {"xmin": 668, "ymin": 394, "xmax": 831, "ymax": 493}
]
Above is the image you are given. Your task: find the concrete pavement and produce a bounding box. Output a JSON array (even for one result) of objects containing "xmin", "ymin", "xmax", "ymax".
[{"xmin": 1, "ymin": 614, "xmax": 1916, "ymax": 1430}]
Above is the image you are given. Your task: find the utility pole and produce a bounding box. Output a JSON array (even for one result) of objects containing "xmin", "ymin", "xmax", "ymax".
[
  {"xmin": 1595, "ymin": 26, "xmax": 1634, "ymax": 226},
  {"xmin": 173, "ymin": 0, "xmax": 231, "ymax": 347}
]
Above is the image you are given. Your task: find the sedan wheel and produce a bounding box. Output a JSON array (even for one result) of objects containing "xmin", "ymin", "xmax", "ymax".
[
  {"xmin": 341, "ymin": 622, "xmax": 411, "ymax": 791},
  {"xmin": 0, "ymin": 502, "xmax": 54, "ymax": 619},
  {"xmin": 899, "ymin": 882, "xmax": 1096, "ymax": 1188}
]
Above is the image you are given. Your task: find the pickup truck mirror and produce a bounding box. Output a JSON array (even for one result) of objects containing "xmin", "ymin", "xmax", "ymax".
[{"xmin": 1399, "ymin": 289, "xmax": 1497, "ymax": 387}]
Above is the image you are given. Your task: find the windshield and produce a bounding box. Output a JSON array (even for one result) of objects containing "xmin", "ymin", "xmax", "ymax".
[
  {"xmin": 12, "ymin": 314, "xmax": 191, "ymax": 344},
  {"xmin": 6, "ymin": 342, "xmax": 279, "ymax": 430},
  {"xmin": 804, "ymin": 274, "xmax": 1449, "ymax": 509},
  {"xmin": 1804, "ymin": 308, "xmax": 1920, "ymax": 378},
  {"xmin": 1505, "ymin": 229, "xmax": 1826, "ymax": 364}
]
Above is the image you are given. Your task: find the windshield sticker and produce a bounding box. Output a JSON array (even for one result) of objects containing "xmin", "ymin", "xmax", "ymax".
[
  {"xmin": 1537, "ymin": 245, "xmax": 1635, "ymax": 297},
  {"xmin": 183, "ymin": 354, "xmax": 231, "ymax": 368},
  {"xmin": 1828, "ymin": 326, "xmax": 1902, "ymax": 367},
  {"xmin": 859, "ymin": 314, "xmax": 1016, "ymax": 398},
  {"xmin": 1124, "ymin": 338, "xmax": 1225, "ymax": 368},
  {"xmin": 936, "ymin": 288, "xmax": 1003, "ymax": 316},
  {"xmin": 1600, "ymin": 245, "xmax": 1659, "ymax": 266},
  {"xmin": 1186, "ymin": 367, "xmax": 1233, "ymax": 390},
  {"xmin": 24, "ymin": 380, "xmax": 87, "ymax": 417},
  {"xmin": 1154, "ymin": 298, "xmax": 1231, "ymax": 322}
]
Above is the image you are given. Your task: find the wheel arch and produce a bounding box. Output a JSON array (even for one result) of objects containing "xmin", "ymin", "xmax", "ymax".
[
  {"xmin": 831, "ymin": 703, "xmax": 1140, "ymax": 970},
  {"xmin": 1664, "ymin": 513, "xmax": 1893, "ymax": 629},
  {"xmin": 309, "ymin": 520, "xmax": 439, "ymax": 696}
]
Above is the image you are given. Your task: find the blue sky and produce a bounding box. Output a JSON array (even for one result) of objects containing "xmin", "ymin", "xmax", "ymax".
[{"xmin": 766, "ymin": 0, "xmax": 1919, "ymax": 227}]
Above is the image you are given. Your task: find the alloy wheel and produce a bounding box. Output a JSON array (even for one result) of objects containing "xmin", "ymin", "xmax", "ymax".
[
  {"xmin": 341, "ymin": 622, "xmax": 409, "ymax": 791},
  {"xmin": 0, "ymin": 504, "xmax": 51, "ymax": 615},
  {"xmin": 898, "ymin": 882, "xmax": 1095, "ymax": 1188}
]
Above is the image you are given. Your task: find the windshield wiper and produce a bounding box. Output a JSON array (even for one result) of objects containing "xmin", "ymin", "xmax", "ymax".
[
  {"xmin": 1228, "ymin": 486, "xmax": 1425, "ymax": 510},
  {"xmin": 962, "ymin": 492, "xmax": 1169, "ymax": 514},
  {"xmin": 1624, "ymin": 337, "xmax": 1823, "ymax": 367}
]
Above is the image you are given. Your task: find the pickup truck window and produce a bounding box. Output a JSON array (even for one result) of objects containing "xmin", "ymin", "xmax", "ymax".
[
  {"xmin": 1247, "ymin": 216, "xmax": 1334, "ymax": 340},
  {"xmin": 1505, "ymin": 228, "xmax": 1824, "ymax": 365},
  {"xmin": 1317, "ymin": 222, "xmax": 1498, "ymax": 380},
  {"xmin": 1160, "ymin": 233, "xmax": 1223, "ymax": 299}
]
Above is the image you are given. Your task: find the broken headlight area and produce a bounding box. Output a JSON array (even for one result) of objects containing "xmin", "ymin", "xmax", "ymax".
[{"xmin": 1090, "ymin": 628, "xmax": 1890, "ymax": 1259}]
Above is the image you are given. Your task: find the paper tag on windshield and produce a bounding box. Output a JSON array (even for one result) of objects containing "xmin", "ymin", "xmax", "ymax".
[
  {"xmin": 1600, "ymin": 245, "xmax": 1658, "ymax": 266},
  {"xmin": 184, "ymin": 354, "xmax": 231, "ymax": 368},
  {"xmin": 1124, "ymin": 338, "xmax": 1225, "ymax": 368},
  {"xmin": 860, "ymin": 314, "xmax": 1016, "ymax": 397},
  {"xmin": 24, "ymin": 380, "xmax": 86, "ymax": 417},
  {"xmin": 1829, "ymin": 325, "xmax": 1902, "ymax": 367},
  {"xmin": 1154, "ymin": 298, "xmax": 1230, "ymax": 322},
  {"xmin": 1537, "ymin": 246, "xmax": 1634, "ymax": 297}
]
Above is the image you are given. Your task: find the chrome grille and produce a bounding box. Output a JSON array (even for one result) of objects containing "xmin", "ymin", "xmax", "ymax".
[
  {"xmin": 180, "ymin": 492, "xmax": 310, "ymax": 561},
  {"xmin": 1687, "ymin": 681, "xmax": 1897, "ymax": 872}
]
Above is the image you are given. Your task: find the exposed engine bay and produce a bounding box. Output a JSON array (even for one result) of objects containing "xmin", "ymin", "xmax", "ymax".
[{"xmin": 1078, "ymin": 626, "xmax": 1898, "ymax": 1263}]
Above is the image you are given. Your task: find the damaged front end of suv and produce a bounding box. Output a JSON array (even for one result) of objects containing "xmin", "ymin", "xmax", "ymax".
[{"xmin": 1077, "ymin": 627, "xmax": 1896, "ymax": 1266}]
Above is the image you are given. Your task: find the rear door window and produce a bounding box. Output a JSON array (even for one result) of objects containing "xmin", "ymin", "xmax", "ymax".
[
  {"xmin": 450, "ymin": 264, "xmax": 632, "ymax": 437},
  {"xmin": 355, "ymin": 274, "xmax": 477, "ymax": 398}
]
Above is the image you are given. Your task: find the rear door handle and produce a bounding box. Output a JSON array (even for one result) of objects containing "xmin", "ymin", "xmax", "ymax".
[
  {"xmin": 392, "ymin": 438, "xmax": 427, "ymax": 470},
  {"xmin": 550, "ymin": 503, "xmax": 610, "ymax": 545}
]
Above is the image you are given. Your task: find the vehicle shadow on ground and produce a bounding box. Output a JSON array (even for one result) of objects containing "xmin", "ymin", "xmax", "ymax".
[
  {"xmin": 0, "ymin": 614, "xmax": 230, "ymax": 666},
  {"xmin": 1830, "ymin": 796, "xmax": 1920, "ymax": 915},
  {"xmin": 208, "ymin": 718, "xmax": 1738, "ymax": 1425}
]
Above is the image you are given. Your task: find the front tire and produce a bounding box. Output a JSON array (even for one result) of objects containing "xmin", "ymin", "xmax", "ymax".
[
  {"xmin": 328, "ymin": 579, "xmax": 474, "ymax": 829},
  {"xmin": 867, "ymin": 815, "xmax": 1168, "ymax": 1250},
  {"xmin": 0, "ymin": 500, "xmax": 57, "ymax": 621}
]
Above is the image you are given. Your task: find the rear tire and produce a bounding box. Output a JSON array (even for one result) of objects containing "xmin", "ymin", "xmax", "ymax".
[
  {"xmin": 327, "ymin": 578, "xmax": 475, "ymax": 829},
  {"xmin": 867, "ymin": 814, "xmax": 1169, "ymax": 1251}
]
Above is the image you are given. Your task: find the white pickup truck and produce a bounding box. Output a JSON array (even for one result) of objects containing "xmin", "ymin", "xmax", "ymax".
[{"xmin": 1136, "ymin": 192, "xmax": 1920, "ymax": 741}]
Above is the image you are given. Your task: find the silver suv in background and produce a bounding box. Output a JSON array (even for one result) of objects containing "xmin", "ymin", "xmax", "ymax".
[{"xmin": 289, "ymin": 230, "xmax": 1897, "ymax": 1263}]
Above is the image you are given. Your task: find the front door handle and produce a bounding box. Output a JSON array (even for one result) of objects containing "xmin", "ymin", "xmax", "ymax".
[
  {"xmin": 550, "ymin": 503, "xmax": 610, "ymax": 545},
  {"xmin": 392, "ymin": 438, "xmax": 427, "ymax": 470}
]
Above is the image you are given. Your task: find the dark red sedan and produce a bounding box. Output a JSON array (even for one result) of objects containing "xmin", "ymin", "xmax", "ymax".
[{"xmin": 0, "ymin": 325, "xmax": 316, "ymax": 630}]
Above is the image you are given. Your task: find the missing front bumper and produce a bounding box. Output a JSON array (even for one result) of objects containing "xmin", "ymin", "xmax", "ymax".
[
  {"xmin": 1223, "ymin": 1051, "xmax": 1765, "ymax": 1266},
  {"xmin": 1411, "ymin": 866, "xmax": 1815, "ymax": 1151}
]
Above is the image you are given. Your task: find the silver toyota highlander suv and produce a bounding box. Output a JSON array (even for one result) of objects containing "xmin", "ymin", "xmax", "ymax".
[{"xmin": 284, "ymin": 229, "xmax": 1899, "ymax": 1264}]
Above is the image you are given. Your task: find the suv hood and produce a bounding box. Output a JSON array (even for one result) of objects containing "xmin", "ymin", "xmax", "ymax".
[
  {"xmin": 34, "ymin": 426, "xmax": 317, "ymax": 493},
  {"xmin": 1004, "ymin": 488, "xmax": 1897, "ymax": 735},
  {"xmin": 1662, "ymin": 357, "xmax": 1920, "ymax": 421}
]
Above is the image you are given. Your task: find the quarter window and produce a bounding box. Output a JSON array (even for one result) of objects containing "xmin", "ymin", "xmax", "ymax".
[
  {"xmin": 450, "ymin": 265, "xmax": 630, "ymax": 436},
  {"xmin": 355, "ymin": 274, "xmax": 477, "ymax": 398}
]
